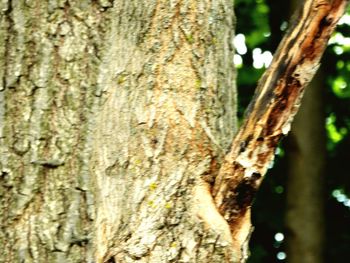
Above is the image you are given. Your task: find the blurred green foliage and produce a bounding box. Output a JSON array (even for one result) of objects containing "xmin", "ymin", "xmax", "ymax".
[{"xmin": 234, "ymin": 0, "xmax": 350, "ymax": 262}]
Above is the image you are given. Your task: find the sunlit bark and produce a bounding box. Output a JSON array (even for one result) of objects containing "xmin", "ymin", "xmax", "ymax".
[
  {"xmin": 0, "ymin": 1, "xmax": 111, "ymax": 261},
  {"xmin": 0, "ymin": 0, "xmax": 347, "ymax": 262},
  {"xmin": 91, "ymin": 1, "xmax": 238, "ymax": 262}
]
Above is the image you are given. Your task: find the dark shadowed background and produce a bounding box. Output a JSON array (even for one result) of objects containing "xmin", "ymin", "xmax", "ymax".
[{"xmin": 234, "ymin": 0, "xmax": 350, "ymax": 262}]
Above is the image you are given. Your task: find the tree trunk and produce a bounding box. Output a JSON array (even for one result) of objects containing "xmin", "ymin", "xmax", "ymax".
[
  {"xmin": 1, "ymin": 0, "xmax": 238, "ymax": 262},
  {"xmin": 0, "ymin": 1, "xmax": 115, "ymax": 262},
  {"xmin": 0, "ymin": 1, "xmax": 346, "ymax": 263},
  {"xmin": 284, "ymin": 1, "xmax": 326, "ymax": 262},
  {"xmin": 285, "ymin": 69, "xmax": 326, "ymax": 263},
  {"xmin": 91, "ymin": 1, "xmax": 238, "ymax": 262}
]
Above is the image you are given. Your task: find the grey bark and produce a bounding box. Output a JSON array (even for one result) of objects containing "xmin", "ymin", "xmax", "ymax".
[
  {"xmin": 0, "ymin": 0, "xmax": 346, "ymax": 262},
  {"xmin": 91, "ymin": 0, "xmax": 237, "ymax": 262},
  {"xmin": 0, "ymin": 0, "xmax": 113, "ymax": 262},
  {"xmin": 1, "ymin": 1, "xmax": 237, "ymax": 262}
]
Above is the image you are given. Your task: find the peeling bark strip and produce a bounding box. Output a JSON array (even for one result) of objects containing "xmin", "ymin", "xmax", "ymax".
[{"xmin": 213, "ymin": 0, "xmax": 348, "ymax": 252}]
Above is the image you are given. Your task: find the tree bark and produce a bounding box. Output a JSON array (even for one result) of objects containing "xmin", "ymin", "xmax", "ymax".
[
  {"xmin": 0, "ymin": 1, "xmax": 114, "ymax": 262},
  {"xmin": 212, "ymin": 3, "xmax": 347, "ymax": 260},
  {"xmin": 284, "ymin": 1, "xmax": 326, "ymax": 263},
  {"xmin": 0, "ymin": 0, "xmax": 347, "ymax": 263},
  {"xmin": 91, "ymin": 1, "xmax": 238, "ymax": 262}
]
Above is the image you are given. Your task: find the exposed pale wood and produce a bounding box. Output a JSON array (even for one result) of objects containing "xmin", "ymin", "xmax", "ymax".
[{"xmin": 212, "ymin": 0, "xmax": 348, "ymax": 257}]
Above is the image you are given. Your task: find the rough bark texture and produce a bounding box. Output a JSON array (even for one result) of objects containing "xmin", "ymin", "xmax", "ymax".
[
  {"xmin": 0, "ymin": 1, "xmax": 114, "ymax": 262},
  {"xmin": 91, "ymin": 0, "xmax": 238, "ymax": 262},
  {"xmin": 0, "ymin": 0, "xmax": 347, "ymax": 263},
  {"xmin": 286, "ymin": 70, "xmax": 326, "ymax": 263}
]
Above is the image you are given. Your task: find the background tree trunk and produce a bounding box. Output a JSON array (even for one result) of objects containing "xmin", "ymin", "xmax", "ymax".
[
  {"xmin": 285, "ymin": 1, "xmax": 326, "ymax": 262},
  {"xmin": 285, "ymin": 70, "xmax": 326, "ymax": 263}
]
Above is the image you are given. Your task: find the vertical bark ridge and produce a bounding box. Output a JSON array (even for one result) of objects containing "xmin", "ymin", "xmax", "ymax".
[
  {"xmin": 92, "ymin": 0, "xmax": 237, "ymax": 262},
  {"xmin": 0, "ymin": 1, "xmax": 112, "ymax": 262}
]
